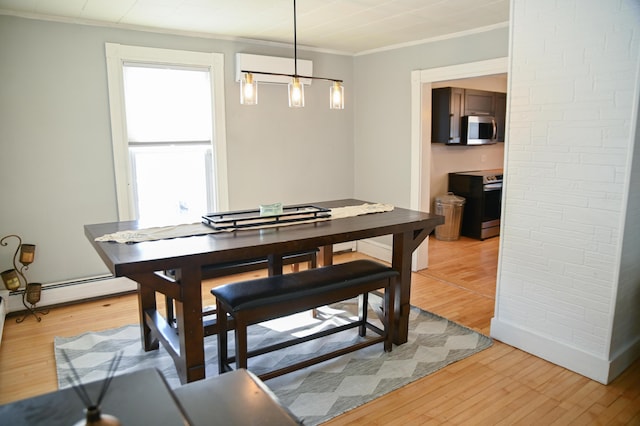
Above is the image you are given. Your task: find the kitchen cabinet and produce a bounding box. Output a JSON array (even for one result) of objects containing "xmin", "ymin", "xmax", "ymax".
[
  {"xmin": 432, "ymin": 87, "xmax": 507, "ymax": 144},
  {"xmin": 464, "ymin": 89, "xmax": 495, "ymax": 116},
  {"xmin": 495, "ymin": 92, "xmax": 507, "ymax": 142},
  {"xmin": 432, "ymin": 87, "xmax": 464, "ymax": 144}
]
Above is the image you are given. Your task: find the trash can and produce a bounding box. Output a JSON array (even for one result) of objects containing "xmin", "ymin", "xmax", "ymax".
[{"xmin": 434, "ymin": 192, "xmax": 465, "ymax": 241}]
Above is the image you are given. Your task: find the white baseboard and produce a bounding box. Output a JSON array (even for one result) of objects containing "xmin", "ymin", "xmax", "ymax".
[
  {"xmin": 333, "ymin": 241, "xmax": 356, "ymax": 253},
  {"xmin": 356, "ymin": 238, "xmax": 428, "ymax": 272},
  {"xmin": 608, "ymin": 335, "xmax": 640, "ymax": 383},
  {"xmin": 490, "ymin": 317, "xmax": 628, "ymax": 385},
  {"xmin": 3, "ymin": 276, "xmax": 136, "ymax": 313},
  {"xmin": 356, "ymin": 239, "xmax": 392, "ymax": 264}
]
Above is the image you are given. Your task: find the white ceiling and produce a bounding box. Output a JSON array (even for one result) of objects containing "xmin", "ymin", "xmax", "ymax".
[{"xmin": 0, "ymin": 0, "xmax": 510, "ymax": 54}]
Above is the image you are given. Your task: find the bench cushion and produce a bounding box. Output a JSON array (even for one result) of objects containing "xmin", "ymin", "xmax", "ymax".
[{"xmin": 211, "ymin": 259, "xmax": 397, "ymax": 313}]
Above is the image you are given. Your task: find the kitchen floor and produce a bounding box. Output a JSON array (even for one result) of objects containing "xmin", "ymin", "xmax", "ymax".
[
  {"xmin": 424, "ymin": 235, "xmax": 499, "ymax": 297},
  {"xmin": 414, "ymin": 235, "xmax": 499, "ymax": 334}
]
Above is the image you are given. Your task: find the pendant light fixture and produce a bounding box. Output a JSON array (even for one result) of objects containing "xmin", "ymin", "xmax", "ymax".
[
  {"xmin": 330, "ymin": 81, "xmax": 344, "ymax": 109},
  {"xmin": 240, "ymin": 0, "xmax": 344, "ymax": 109},
  {"xmin": 240, "ymin": 72, "xmax": 257, "ymax": 105},
  {"xmin": 288, "ymin": 77, "xmax": 304, "ymax": 108}
]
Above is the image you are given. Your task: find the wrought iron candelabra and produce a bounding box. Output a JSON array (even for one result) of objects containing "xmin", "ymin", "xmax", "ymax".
[{"xmin": 1, "ymin": 234, "xmax": 49, "ymax": 322}]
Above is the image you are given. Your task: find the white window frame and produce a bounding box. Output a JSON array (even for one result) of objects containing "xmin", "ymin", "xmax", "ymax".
[{"xmin": 105, "ymin": 43, "xmax": 229, "ymax": 220}]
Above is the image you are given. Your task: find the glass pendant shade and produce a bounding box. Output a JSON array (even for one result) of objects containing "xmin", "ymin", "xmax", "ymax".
[
  {"xmin": 240, "ymin": 73, "xmax": 258, "ymax": 105},
  {"xmin": 330, "ymin": 81, "xmax": 344, "ymax": 109},
  {"xmin": 288, "ymin": 77, "xmax": 304, "ymax": 108}
]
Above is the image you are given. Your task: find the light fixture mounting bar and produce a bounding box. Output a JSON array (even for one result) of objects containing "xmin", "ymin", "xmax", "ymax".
[{"xmin": 240, "ymin": 70, "xmax": 342, "ymax": 84}]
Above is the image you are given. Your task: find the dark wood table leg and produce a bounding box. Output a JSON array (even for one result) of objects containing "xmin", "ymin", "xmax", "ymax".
[
  {"xmin": 137, "ymin": 282, "xmax": 159, "ymax": 351},
  {"xmin": 392, "ymin": 231, "xmax": 414, "ymax": 345},
  {"xmin": 174, "ymin": 265, "xmax": 206, "ymax": 384},
  {"xmin": 267, "ymin": 254, "xmax": 284, "ymax": 276},
  {"xmin": 391, "ymin": 227, "xmax": 433, "ymax": 344},
  {"xmin": 318, "ymin": 245, "xmax": 333, "ymax": 267}
]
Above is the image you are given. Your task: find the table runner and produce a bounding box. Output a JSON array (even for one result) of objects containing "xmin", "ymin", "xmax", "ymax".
[{"xmin": 95, "ymin": 203, "xmax": 394, "ymax": 243}]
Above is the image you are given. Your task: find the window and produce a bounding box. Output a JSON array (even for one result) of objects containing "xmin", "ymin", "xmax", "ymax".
[
  {"xmin": 105, "ymin": 44, "xmax": 228, "ymax": 225},
  {"xmin": 123, "ymin": 64, "xmax": 213, "ymax": 224}
]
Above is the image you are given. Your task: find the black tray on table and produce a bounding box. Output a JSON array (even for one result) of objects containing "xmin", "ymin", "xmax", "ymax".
[{"xmin": 202, "ymin": 205, "xmax": 331, "ymax": 231}]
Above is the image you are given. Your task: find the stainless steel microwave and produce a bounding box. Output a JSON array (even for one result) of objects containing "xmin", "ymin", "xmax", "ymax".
[{"xmin": 458, "ymin": 115, "xmax": 497, "ymax": 145}]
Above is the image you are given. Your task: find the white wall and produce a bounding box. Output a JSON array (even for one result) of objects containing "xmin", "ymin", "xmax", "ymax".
[
  {"xmin": 353, "ymin": 27, "xmax": 509, "ymax": 209},
  {"xmin": 0, "ymin": 15, "xmax": 353, "ymax": 285},
  {"xmin": 610, "ymin": 75, "xmax": 640, "ymax": 381},
  {"xmin": 491, "ymin": 0, "xmax": 640, "ymax": 384},
  {"xmin": 352, "ymin": 27, "xmax": 509, "ymax": 260}
]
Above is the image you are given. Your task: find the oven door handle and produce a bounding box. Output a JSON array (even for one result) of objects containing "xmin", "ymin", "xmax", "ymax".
[{"xmin": 483, "ymin": 183, "xmax": 503, "ymax": 191}]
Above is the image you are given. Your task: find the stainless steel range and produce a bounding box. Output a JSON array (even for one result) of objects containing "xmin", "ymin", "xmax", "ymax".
[{"xmin": 448, "ymin": 169, "xmax": 503, "ymax": 240}]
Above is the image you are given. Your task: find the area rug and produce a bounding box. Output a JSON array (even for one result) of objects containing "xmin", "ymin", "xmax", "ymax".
[{"xmin": 55, "ymin": 302, "xmax": 492, "ymax": 425}]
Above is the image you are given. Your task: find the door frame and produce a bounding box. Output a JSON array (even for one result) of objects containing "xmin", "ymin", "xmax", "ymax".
[{"xmin": 410, "ymin": 57, "xmax": 508, "ymax": 270}]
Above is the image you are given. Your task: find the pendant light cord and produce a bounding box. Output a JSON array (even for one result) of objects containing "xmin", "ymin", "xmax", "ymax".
[
  {"xmin": 241, "ymin": 0, "xmax": 342, "ymax": 83},
  {"xmin": 293, "ymin": 0, "xmax": 298, "ymax": 77}
]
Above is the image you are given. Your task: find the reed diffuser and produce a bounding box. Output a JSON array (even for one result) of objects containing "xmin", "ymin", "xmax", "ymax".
[{"xmin": 62, "ymin": 350, "xmax": 123, "ymax": 426}]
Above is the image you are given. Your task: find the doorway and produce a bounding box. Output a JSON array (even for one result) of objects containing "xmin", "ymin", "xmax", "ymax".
[{"xmin": 409, "ymin": 57, "xmax": 508, "ymax": 271}]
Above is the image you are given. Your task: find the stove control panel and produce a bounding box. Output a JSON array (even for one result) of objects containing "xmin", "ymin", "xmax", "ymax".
[{"xmin": 483, "ymin": 174, "xmax": 503, "ymax": 184}]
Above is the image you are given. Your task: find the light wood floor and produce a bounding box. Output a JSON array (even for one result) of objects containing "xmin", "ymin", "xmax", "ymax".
[{"xmin": 1, "ymin": 237, "xmax": 639, "ymax": 424}]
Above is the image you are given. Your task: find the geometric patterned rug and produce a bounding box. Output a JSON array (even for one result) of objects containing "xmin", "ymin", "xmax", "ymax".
[{"xmin": 54, "ymin": 301, "xmax": 492, "ymax": 425}]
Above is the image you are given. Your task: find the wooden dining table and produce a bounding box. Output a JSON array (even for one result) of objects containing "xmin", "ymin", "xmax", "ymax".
[{"xmin": 84, "ymin": 199, "xmax": 444, "ymax": 384}]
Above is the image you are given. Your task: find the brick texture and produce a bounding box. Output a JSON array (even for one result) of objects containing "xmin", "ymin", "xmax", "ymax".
[{"xmin": 497, "ymin": 0, "xmax": 640, "ymax": 360}]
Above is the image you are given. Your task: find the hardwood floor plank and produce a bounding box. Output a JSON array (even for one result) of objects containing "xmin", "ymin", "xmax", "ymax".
[
  {"xmin": 522, "ymin": 397, "xmax": 570, "ymax": 425},
  {"xmin": 510, "ymin": 356, "xmax": 556, "ymax": 388},
  {"xmin": 490, "ymin": 389, "xmax": 552, "ymax": 425},
  {"xmin": 613, "ymin": 392, "xmax": 640, "ymax": 425}
]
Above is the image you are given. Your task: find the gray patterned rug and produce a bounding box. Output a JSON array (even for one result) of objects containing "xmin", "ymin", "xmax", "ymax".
[{"xmin": 55, "ymin": 302, "xmax": 492, "ymax": 425}]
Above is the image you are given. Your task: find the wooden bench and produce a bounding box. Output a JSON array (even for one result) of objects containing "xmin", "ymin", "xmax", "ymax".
[
  {"xmin": 164, "ymin": 250, "xmax": 318, "ymax": 329},
  {"xmin": 211, "ymin": 259, "xmax": 398, "ymax": 381}
]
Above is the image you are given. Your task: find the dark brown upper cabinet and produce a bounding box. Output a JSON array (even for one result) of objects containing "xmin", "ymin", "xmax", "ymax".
[{"xmin": 432, "ymin": 87, "xmax": 507, "ymax": 144}]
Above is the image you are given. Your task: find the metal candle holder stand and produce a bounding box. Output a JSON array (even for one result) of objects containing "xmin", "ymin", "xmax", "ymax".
[{"xmin": 1, "ymin": 234, "xmax": 49, "ymax": 323}]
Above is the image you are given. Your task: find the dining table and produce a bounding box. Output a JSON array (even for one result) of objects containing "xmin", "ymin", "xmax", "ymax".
[{"xmin": 84, "ymin": 199, "xmax": 444, "ymax": 384}]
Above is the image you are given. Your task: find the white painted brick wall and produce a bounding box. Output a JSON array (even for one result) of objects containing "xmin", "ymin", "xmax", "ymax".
[{"xmin": 495, "ymin": 0, "xmax": 640, "ymax": 365}]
